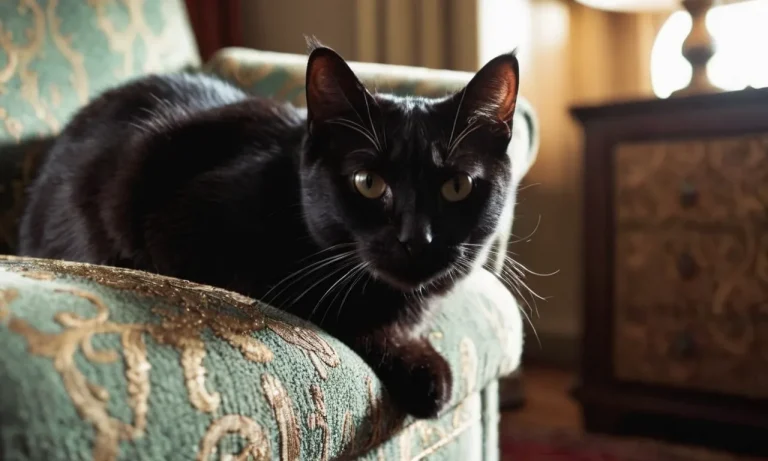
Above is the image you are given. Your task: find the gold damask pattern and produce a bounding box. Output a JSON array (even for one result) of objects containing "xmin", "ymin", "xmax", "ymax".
[
  {"xmin": 0, "ymin": 256, "xmax": 491, "ymax": 460},
  {"xmin": 0, "ymin": 287, "xmax": 17, "ymax": 320},
  {"xmin": 0, "ymin": 0, "xmax": 200, "ymax": 253},
  {"xmin": 197, "ymin": 415, "xmax": 271, "ymax": 461},
  {"xmin": 0, "ymin": 260, "xmax": 339, "ymax": 460},
  {"xmin": 613, "ymin": 134, "xmax": 768, "ymax": 398},
  {"xmin": 3, "ymin": 256, "xmax": 340, "ymax": 381},
  {"xmin": 0, "ymin": 0, "xmax": 198, "ymax": 138},
  {"xmin": 5, "ymin": 285, "xmax": 151, "ymax": 461},
  {"xmin": 308, "ymin": 384, "xmax": 330, "ymax": 461},
  {"xmin": 262, "ymin": 373, "xmax": 301, "ymax": 461},
  {"xmin": 615, "ymin": 134, "xmax": 768, "ymax": 224}
]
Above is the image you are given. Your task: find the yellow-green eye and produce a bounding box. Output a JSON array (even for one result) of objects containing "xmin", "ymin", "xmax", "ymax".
[
  {"xmin": 352, "ymin": 170, "xmax": 387, "ymax": 199},
  {"xmin": 441, "ymin": 174, "xmax": 473, "ymax": 202}
]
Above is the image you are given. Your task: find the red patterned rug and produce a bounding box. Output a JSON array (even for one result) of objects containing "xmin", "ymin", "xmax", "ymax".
[{"xmin": 501, "ymin": 427, "xmax": 766, "ymax": 461}]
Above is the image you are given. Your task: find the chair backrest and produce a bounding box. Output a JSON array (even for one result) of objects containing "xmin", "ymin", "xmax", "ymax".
[{"xmin": 0, "ymin": 0, "xmax": 201, "ymax": 254}]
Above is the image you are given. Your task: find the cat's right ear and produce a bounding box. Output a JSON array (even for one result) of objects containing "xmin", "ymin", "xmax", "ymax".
[
  {"xmin": 305, "ymin": 45, "xmax": 373, "ymax": 128},
  {"xmin": 441, "ymin": 51, "xmax": 520, "ymax": 138}
]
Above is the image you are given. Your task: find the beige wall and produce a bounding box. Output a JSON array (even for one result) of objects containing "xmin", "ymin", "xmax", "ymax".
[
  {"xmin": 242, "ymin": 0, "xmax": 358, "ymax": 58},
  {"xmin": 241, "ymin": 0, "xmax": 663, "ymax": 363},
  {"xmin": 514, "ymin": 1, "xmax": 659, "ymax": 358},
  {"xmin": 242, "ymin": 0, "xmax": 480, "ymax": 72}
]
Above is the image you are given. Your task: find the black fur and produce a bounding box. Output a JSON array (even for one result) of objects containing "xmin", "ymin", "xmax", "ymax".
[{"xmin": 18, "ymin": 45, "xmax": 520, "ymax": 418}]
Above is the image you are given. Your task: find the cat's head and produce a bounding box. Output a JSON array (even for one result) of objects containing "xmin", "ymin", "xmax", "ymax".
[{"xmin": 300, "ymin": 43, "xmax": 519, "ymax": 293}]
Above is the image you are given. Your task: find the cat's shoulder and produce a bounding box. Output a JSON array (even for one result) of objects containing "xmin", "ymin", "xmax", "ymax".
[
  {"xmin": 148, "ymin": 72, "xmax": 248, "ymax": 105},
  {"xmin": 117, "ymin": 71, "xmax": 243, "ymax": 95},
  {"xmin": 57, "ymin": 72, "xmax": 251, "ymax": 136},
  {"xmin": 104, "ymin": 72, "xmax": 249, "ymax": 108}
]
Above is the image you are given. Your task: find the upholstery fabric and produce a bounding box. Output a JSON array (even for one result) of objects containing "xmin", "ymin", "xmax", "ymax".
[
  {"xmin": 0, "ymin": 0, "xmax": 200, "ymax": 254},
  {"xmin": 0, "ymin": 256, "xmax": 522, "ymax": 460}
]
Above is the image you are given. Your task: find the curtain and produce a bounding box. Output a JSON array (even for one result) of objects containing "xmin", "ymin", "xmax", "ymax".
[
  {"xmin": 353, "ymin": 0, "xmax": 480, "ymax": 71},
  {"xmin": 184, "ymin": 0, "xmax": 243, "ymax": 61}
]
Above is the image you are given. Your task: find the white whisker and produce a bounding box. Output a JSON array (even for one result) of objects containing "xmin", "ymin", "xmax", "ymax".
[
  {"xmin": 502, "ymin": 267, "xmax": 547, "ymax": 302},
  {"xmin": 508, "ymin": 215, "xmax": 542, "ymax": 245},
  {"xmin": 291, "ymin": 258, "xmax": 359, "ymax": 314},
  {"xmin": 295, "ymin": 242, "xmax": 356, "ymax": 265},
  {"xmin": 448, "ymin": 121, "xmax": 482, "ymax": 158},
  {"xmin": 327, "ymin": 118, "xmax": 381, "ymax": 151},
  {"xmin": 313, "ymin": 261, "xmax": 367, "ymax": 323},
  {"xmin": 361, "ymin": 271, "xmax": 372, "ymax": 294},
  {"xmin": 455, "ymin": 245, "xmax": 546, "ymax": 331},
  {"xmin": 261, "ymin": 251, "xmax": 355, "ymax": 305},
  {"xmin": 508, "ymin": 259, "xmax": 559, "ymax": 278},
  {"xmin": 362, "ymin": 93, "xmax": 382, "ymax": 151},
  {"xmin": 327, "ymin": 262, "xmax": 369, "ymax": 324},
  {"xmin": 447, "ymin": 88, "xmax": 468, "ymax": 149},
  {"xmin": 517, "ymin": 182, "xmax": 541, "ymax": 192}
]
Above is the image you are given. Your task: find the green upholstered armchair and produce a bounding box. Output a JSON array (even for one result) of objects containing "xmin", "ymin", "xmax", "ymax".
[{"xmin": 0, "ymin": 2, "xmax": 537, "ymax": 460}]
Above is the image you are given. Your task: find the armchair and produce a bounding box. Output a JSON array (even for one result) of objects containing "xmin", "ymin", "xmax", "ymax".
[{"xmin": 0, "ymin": 2, "xmax": 538, "ymax": 459}]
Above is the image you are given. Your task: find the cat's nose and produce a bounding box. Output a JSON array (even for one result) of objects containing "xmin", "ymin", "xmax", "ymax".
[{"xmin": 398, "ymin": 220, "xmax": 433, "ymax": 256}]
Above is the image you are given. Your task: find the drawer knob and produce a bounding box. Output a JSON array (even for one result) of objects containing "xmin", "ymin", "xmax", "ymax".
[
  {"xmin": 677, "ymin": 253, "xmax": 698, "ymax": 279},
  {"xmin": 680, "ymin": 181, "xmax": 698, "ymax": 208},
  {"xmin": 672, "ymin": 331, "xmax": 697, "ymax": 359}
]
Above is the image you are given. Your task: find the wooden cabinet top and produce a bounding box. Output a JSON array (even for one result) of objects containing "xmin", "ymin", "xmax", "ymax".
[{"xmin": 570, "ymin": 87, "xmax": 768, "ymax": 126}]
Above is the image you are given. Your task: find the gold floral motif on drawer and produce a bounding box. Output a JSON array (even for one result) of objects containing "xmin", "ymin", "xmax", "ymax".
[{"xmin": 612, "ymin": 134, "xmax": 768, "ymax": 398}]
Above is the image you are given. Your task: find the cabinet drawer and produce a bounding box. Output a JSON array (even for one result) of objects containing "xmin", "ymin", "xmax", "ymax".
[
  {"xmin": 613, "ymin": 228, "xmax": 768, "ymax": 398},
  {"xmin": 614, "ymin": 134, "xmax": 768, "ymax": 225}
]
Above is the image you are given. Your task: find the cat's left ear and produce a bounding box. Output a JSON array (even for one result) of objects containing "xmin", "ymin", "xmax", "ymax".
[
  {"xmin": 305, "ymin": 43, "xmax": 374, "ymax": 127},
  {"xmin": 447, "ymin": 51, "xmax": 520, "ymax": 134}
]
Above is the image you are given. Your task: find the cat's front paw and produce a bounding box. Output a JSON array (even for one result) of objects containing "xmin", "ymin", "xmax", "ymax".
[{"xmin": 385, "ymin": 352, "xmax": 452, "ymax": 419}]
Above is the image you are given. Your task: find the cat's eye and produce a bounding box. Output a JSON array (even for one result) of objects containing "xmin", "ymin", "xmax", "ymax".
[
  {"xmin": 352, "ymin": 170, "xmax": 388, "ymax": 199},
  {"xmin": 441, "ymin": 174, "xmax": 473, "ymax": 202}
]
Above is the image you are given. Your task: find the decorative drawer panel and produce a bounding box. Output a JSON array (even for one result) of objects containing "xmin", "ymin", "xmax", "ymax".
[
  {"xmin": 614, "ymin": 134, "xmax": 768, "ymax": 225},
  {"xmin": 613, "ymin": 228, "xmax": 768, "ymax": 398}
]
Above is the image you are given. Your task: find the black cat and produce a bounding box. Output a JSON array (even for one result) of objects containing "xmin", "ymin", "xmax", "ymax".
[{"xmin": 18, "ymin": 42, "xmax": 520, "ymax": 418}]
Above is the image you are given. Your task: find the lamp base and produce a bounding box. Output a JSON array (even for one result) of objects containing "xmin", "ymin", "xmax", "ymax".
[
  {"xmin": 670, "ymin": 0, "xmax": 720, "ymax": 97},
  {"xmin": 671, "ymin": 79, "xmax": 719, "ymax": 98}
]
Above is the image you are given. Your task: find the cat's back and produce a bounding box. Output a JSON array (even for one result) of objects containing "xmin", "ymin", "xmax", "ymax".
[
  {"xmin": 45, "ymin": 73, "xmax": 248, "ymax": 161},
  {"xmin": 28, "ymin": 72, "xmax": 250, "ymax": 193},
  {"xmin": 17, "ymin": 72, "xmax": 298, "ymax": 264}
]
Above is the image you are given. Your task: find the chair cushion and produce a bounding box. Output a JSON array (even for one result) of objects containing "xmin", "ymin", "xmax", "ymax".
[
  {"xmin": 0, "ymin": 0, "xmax": 201, "ymax": 254},
  {"xmin": 0, "ymin": 255, "xmax": 521, "ymax": 460}
]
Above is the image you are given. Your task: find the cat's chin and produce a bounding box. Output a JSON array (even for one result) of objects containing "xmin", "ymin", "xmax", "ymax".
[
  {"xmin": 368, "ymin": 266, "xmax": 460, "ymax": 295},
  {"xmin": 369, "ymin": 269, "xmax": 422, "ymax": 292}
]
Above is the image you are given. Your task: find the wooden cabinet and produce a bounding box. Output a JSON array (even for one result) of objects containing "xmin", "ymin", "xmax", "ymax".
[{"xmin": 572, "ymin": 88, "xmax": 768, "ymax": 453}]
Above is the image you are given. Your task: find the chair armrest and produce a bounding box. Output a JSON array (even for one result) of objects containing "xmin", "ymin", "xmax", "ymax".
[{"xmin": 0, "ymin": 256, "xmax": 521, "ymax": 460}]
